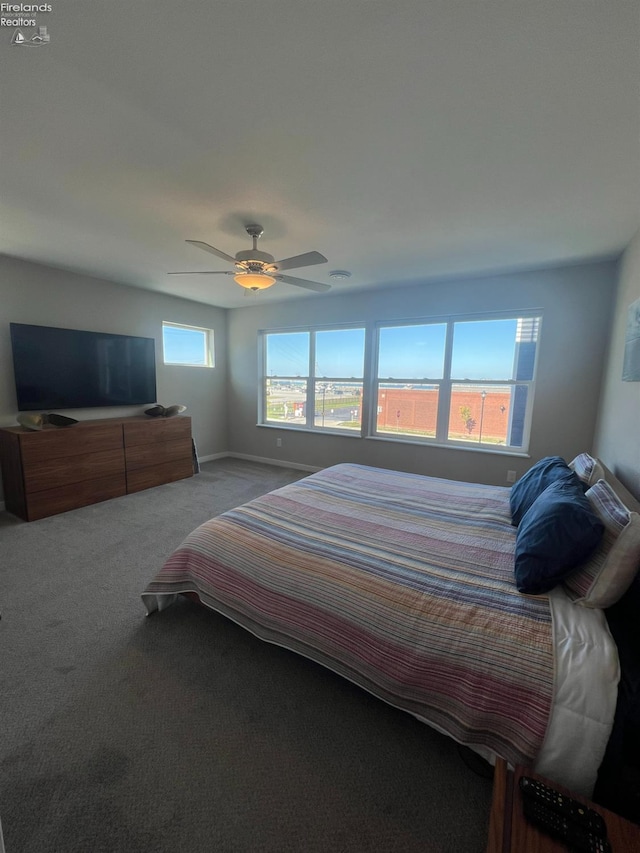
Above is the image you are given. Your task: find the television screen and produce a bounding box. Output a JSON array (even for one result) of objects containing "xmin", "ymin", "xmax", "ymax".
[{"xmin": 10, "ymin": 323, "xmax": 157, "ymax": 411}]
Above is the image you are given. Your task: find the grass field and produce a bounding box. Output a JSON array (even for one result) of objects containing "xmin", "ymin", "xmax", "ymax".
[{"xmin": 267, "ymin": 395, "xmax": 361, "ymax": 419}]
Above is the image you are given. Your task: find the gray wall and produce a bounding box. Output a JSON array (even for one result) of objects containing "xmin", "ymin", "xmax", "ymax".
[
  {"xmin": 594, "ymin": 230, "xmax": 640, "ymax": 498},
  {"xmin": 227, "ymin": 259, "xmax": 618, "ymax": 486},
  {"xmin": 0, "ymin": 253, "xmax": 622, "ymax": 504},
  {"xmin": 0, "ymin": 254, "xmax": 229, "ymax": 501}
]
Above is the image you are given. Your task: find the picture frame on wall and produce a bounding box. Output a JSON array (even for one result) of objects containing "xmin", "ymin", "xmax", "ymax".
[{"xmin": 622, "ymin": 297, "xmax": 640, "ymax": 381}]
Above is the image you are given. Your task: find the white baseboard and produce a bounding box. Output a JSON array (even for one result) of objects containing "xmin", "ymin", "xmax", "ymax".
[
  {"xmin": 225, "ymin": 452, "xmax": 321, "ymax": 474},
  {"xmin": 196, "ymin": 449, "xmax": 320, "ymax": 473},
  {"xmin": 198, "ymin": 452, "xmax": 230, "ymax": 464}
]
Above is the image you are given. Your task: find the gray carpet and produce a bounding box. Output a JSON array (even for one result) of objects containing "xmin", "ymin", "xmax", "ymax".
[{"xmin": 0, "ymin": 458, "xmax": 493, "ymax": 852}]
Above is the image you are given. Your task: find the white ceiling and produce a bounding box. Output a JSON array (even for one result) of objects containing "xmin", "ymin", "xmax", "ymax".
[{"xmin": 1, "ymin": 0, "xmax": 639, "ymax": 309}]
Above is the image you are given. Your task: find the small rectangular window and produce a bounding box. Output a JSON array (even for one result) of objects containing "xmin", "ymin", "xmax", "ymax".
[{"xmin": 162, "ymin": 322, "xmax": 214, "ymax": 367}]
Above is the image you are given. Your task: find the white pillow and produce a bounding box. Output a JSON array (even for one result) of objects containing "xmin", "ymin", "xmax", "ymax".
[
  {"xmin": 568, "ymin": 453, "xmax": 605, "ymax": 488},
  {"xmin": 564, "ymin": 479, "xmax": 640, "ymax": 608}
]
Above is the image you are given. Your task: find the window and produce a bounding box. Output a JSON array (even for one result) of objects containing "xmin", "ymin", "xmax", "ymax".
[
  {"xmin": 260, "ymin": 313, "xmax": 541, "ymax": 452},
  {"xmin": 261, "ymin": 327, "xmax": 366, "ymax": 432},
  {"xmin": 376, "ymin": 323, "xmax": 446, "ymax": 440},
  {"xmin": 373, "ymin": 315, "xmax": 540, "ymax": 450},
  {"xmin": 162, "ymin": 322, "xmax": 214, "ymax": 367}
]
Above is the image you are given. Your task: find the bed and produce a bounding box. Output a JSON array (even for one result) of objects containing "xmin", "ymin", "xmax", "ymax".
[{"xmin": 142, "ymin": 460, "xmax": 633, "ymax": 798}]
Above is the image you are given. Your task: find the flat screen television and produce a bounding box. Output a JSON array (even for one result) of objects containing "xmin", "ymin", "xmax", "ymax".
[{"xmin": 10, "ymin": 323, "xmax": 157, "ymax": 411}]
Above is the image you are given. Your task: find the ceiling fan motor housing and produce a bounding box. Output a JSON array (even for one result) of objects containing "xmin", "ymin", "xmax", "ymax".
[{"xmin": 234, "ymin": 248, "xmax": 276, "ymax": 271}]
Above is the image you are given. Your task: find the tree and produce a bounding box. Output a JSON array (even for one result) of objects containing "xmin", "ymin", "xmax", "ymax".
[{"xmin": 460, "ymin": 405, "xmax": 476, "ymax": 435}]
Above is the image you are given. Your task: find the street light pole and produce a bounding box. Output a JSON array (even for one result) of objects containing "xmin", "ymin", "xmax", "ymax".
[{"xmin": 479, "ymin": 390, "xmax": 487, "ymax": 443}]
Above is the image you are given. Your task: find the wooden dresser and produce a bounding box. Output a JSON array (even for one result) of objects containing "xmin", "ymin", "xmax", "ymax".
[{"xmin": 0, "ymin": 415, "xmax": 193, "ymax": 521}]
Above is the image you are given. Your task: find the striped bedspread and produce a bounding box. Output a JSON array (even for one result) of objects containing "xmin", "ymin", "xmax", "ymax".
[{"xmin": 142, "ymin": 463, "xmax": 555, "ymax": 766}]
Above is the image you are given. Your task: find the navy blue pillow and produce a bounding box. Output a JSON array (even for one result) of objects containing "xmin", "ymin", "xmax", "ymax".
[
  {"xmin": 510, "ymin": 456, "xmax": 580, "ymax": 527},
  {"xmin": 514, "ymin": 478, "xmax": 604, "ymax": 595}
]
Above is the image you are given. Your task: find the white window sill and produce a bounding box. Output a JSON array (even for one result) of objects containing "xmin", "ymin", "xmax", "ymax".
[{"xmin": 257, "ymin": 423, "xmax": 363, "ymax": 438}]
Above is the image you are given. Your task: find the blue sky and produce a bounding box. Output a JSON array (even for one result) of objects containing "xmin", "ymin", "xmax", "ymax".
[
  {"xmin": 163, "ymin": 326, "xmax": 207, "ymax": 365},
  {"xmin": 266, "ymin": 319, "xmax": 521, "ymax": 380},
  {"xmin": 266, "ymin": 329, "xmax": 366, "ymax": 378},
  {"xmin": 451, "ymin": 319, "xmax": 518, "ymax": 380}
]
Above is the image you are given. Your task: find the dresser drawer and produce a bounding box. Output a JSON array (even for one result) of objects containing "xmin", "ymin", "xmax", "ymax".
[
  {"xmin": 124, "ymin": 437, "xmax": 193, "ymax": 471},
  {"xmin": 27, "ymin": 474, "xmax": 127, "ymax": 521},
  {"xmin": 20, "ymin": 423, "xmax": 123, "ymax": 464},
  {"xmin": 23, "ymin": 448, "xmax": 126, "ymax": 493},
  {"xmin": 123, "ymin": 417, "xmax": 191, "ymax": 447},
  {"xmin": 127, "ymin": 458, "xmax": 194, "ymax": 493}
]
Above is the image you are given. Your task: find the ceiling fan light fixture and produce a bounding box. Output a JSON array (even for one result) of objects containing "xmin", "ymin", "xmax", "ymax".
[
  {"xmin": 178, "ymin": 225, "xmax": 330, "ymax": 293},
  {"xmin": 234, "ymin": 272, "xmax": 276, "ymax": 291}
]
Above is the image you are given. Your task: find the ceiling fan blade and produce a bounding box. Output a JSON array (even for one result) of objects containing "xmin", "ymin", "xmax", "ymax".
[
  {"xmin": 276, "ymin": 273, "xmax": 331, "ymax": 292},
  {"xmin": 186, "ymin": 240, "xmax": 237, "ymax": 264},
  {"xmin": 272, "ymin": 251, "xmax": 328, "ymax": 272},
  {"xmin": 167, "ymin": 270, "xmax": 232, "ymax": 276}
]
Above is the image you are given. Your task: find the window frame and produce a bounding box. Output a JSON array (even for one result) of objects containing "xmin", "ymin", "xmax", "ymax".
[
  {"xmin": 258, "ymin": 311, "xmax": 542, "ymax": 454},
  {"xmin": 372, "ymin": 320, "xmax": 448, "ymax": 443},
  {"xmin": 259, "ymin": 324, "xmax": 367, "ymax": 435},
  {"xmin": 162, "ymin": 321, "xmax": 215, "ymax": 368},
  {"xmin": 370, "ymin": 312, "xmax": 541, "ymax": 452}
]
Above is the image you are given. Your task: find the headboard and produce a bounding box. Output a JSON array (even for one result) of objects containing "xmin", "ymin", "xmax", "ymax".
[{"xmin": 594, "ymin": 463, "xmax": 640, "ymax": 823}]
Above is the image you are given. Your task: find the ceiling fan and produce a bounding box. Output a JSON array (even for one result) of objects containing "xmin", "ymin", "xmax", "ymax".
[{"xmin": 169, "ymin": 224, "xmax": 331, "ymax": 292}]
